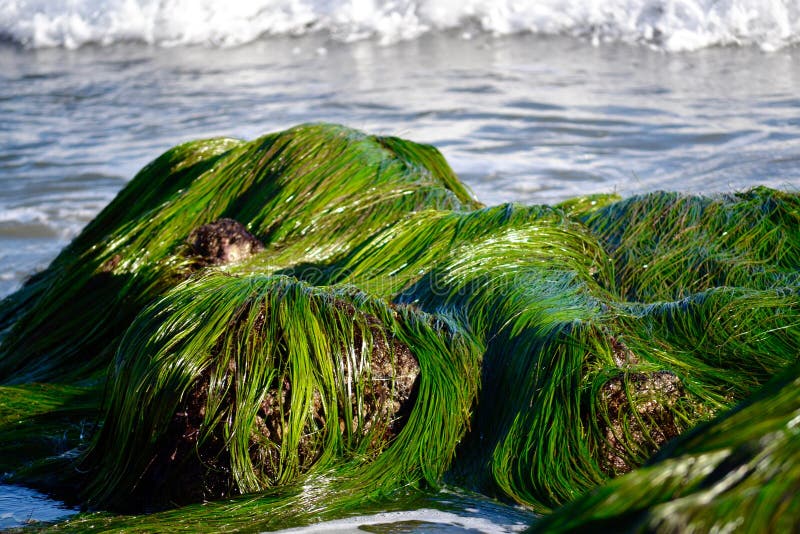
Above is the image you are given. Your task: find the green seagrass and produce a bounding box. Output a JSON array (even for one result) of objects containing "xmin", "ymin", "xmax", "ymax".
[{"xmin": 0, "ymin": 123, "xmax": 797, "ymax": 531}]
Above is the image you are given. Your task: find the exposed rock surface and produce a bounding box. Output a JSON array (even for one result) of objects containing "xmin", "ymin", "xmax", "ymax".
[
  {"xmin": 609, "ymin": 335, "xmax": 639, "ymax": 367},
  {"xmin": 186, "ymin": 218, "xmax": 264, "ymax": 265},
  {"xmin": 597, "ymin": 370, "xmax": 684, "ymax": 475}
]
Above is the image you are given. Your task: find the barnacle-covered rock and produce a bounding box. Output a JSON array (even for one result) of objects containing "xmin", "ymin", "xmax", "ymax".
[{"xmin": 82, "ymin": 275, "xmax": 477, "ymax": 511}]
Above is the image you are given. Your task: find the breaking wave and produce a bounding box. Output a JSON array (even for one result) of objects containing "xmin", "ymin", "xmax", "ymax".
[{"xmin": 0, "ymin": 0, "xmax": 798, "ymax": 51}]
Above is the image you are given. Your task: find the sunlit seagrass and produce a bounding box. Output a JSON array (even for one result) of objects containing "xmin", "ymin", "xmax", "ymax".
[{"xmin": 0, "ymin": 123, "xmax": 798, "ymax": 531}]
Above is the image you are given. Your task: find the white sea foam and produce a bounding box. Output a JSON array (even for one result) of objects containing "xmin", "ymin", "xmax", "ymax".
[
  {"xmin": 274, "ymin": 508, "xmax": 529, "ymax": 533},
  {"xmin": 0, "ymin": 203, "xmax": 97, "ymax": 240},
  {"xmin": 0, "ymin": 0, "xmax": 797, "ymax": 51}
]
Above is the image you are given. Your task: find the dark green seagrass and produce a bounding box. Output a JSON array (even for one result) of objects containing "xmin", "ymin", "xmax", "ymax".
[{"xmin": 0, "ymin": 123, "xmax": 797, "ymax": 531}]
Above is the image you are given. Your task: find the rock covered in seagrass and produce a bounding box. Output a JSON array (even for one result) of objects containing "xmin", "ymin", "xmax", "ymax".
[
  {"xmin": 579, "ymin": 186, "xmax": 800, "ymax": 301},
  {"xmin": 596, "ymin": 370, "xmax": 684, "ymax": 475},
  {"xmin": 591, "ymin": 336, "xmax": 687, "ymax": 475},
  {"xmin": 2, "ymin": 122, "xmax": 800, "ymax": 530},
  {"xmin": 82, "ymin": 274, "xmax": 479, "ymax": 512},
  {"xmin": 531, "ymin": 363, "xmax": 800, "ymax": 533},
  {"xmin": 0, "ymin": 123, "xmax": 479, "ymax": 384}
]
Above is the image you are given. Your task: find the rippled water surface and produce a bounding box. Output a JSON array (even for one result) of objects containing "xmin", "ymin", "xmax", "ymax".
[
  {"xmin": 2, "ymin": 35, "xmax": 800, "ymax": 296},
  {"xmin": 0, "ymin": 484, "xmax": 76, "ymax": 529}
]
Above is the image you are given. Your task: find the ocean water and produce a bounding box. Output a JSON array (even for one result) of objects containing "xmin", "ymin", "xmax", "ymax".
[
  {"xmin": 1, "ymin": 0, "xmax": 799, "ymax": 529},
  {"xmin": 0, "ymin": 484, "xmax": 76, "ymax": 529}
]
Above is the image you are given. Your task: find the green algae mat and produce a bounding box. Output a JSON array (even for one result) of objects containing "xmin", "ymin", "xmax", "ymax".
[{"xmin": 1, "ymin": 123, "xmax": 798, "ymax": 531}]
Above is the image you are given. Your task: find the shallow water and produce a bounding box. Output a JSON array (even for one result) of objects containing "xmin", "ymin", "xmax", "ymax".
[
  {"xmin": 0, "ymin": 484, "xmax": 76, "ymax": 529},
  {"xmin": 0, "ymin": 484, "xmax": 533, "ymax": 531}
]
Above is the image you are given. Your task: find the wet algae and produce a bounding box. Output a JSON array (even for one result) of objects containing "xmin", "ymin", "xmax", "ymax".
[{"xmin": 0, "ymin": 123, "xmax": 798, "ymax": 531}]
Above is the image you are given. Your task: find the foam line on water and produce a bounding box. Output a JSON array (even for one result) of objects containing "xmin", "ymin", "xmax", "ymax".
[
  {"xmin": 274, "ymin": 508, "xmax": 530, "ymax": 533},
  {"xmin": 0, "ymin": 0, "xmax": 797, "ymax": 51}
]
